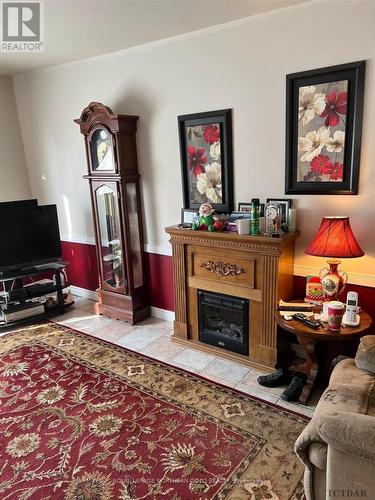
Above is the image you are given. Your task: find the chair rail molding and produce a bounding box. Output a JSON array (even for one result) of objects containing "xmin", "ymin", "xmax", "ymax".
[{"xmin": 294, "ymin": 265, "xmax": 375, "ymax": 288}]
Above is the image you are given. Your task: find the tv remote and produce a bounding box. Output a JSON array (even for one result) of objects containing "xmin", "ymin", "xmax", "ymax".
[
  {"xmin": 278, "ymin": 304, "xmax": 313, "ymax": 311},
  {"xmin": 292, "ymin": 313, "xmax": 320, "ymax": 330}
]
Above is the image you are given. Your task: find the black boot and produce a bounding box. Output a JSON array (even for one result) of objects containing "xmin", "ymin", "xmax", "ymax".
[
  {"xmin": 257, "ymin": 368, "xmax": 291, "ymax": 388},
  {"xmin": 281, "ymin": 373, "xmax": 307, "ymax": 402}
]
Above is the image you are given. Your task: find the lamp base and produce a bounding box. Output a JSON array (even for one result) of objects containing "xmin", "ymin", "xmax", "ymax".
[{"xmin": 319, "ymin": 259, "xmax": 348, "ymax": 301}]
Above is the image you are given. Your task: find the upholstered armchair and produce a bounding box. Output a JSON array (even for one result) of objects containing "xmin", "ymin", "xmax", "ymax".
[{"xmin": 295, "ymin": 335, "xmax": 375, "ymax": 500}]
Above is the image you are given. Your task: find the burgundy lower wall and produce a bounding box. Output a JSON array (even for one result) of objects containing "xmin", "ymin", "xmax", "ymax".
[
  {"xmin": 62, "ymin": 241, "xmax": 374, "ymax": 324},
  {"xmin": 145, "ymin": 252, "xmax": 174, "ymax": 311},
  {"xmin": 61, "ymin": 241, "xmax": 174, "ymax": 312},
  {"xmin": 61, "ymin": 241, "xmax": 99, "ymax": 292}
]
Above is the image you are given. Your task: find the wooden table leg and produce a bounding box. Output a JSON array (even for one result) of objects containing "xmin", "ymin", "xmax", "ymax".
[{"xmin": 294, "ymin": 335, "xmax": 318, "ymax": 405}]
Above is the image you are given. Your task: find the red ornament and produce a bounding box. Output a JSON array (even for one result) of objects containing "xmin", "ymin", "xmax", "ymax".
[{"xmin": 213, "ymin": 220, "xmax": 224, "ymax": 231}]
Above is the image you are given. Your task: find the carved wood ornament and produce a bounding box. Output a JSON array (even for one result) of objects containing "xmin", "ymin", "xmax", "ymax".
[{"xmin": 200, "ymin": 260, "xmax": 245, "ymax": 277}]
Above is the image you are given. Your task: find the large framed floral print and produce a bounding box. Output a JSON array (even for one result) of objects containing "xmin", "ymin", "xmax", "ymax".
[
  {"xmin": 178, "ymin": 109, "xmax": 233, "ymax": 212},
  {"xmin": 285, "ymin": 61, "xmax": 365, "ymax": 195}
]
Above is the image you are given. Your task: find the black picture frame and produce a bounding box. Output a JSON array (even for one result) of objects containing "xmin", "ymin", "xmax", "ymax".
[
  {"xmin": 285, "ymin": 61, "xmax": 365, "ymax": 195},
  {"xmin": 178, "ymin": 109, "xmax": 233, "ymax": 212},
  {"xmin": 228, "ymin": 211, "xmax": 251, "ymax": 222},
  {"xmin": 266, "ymin": 198, "xmax": 293, "ymax": 228},
  {"xmin": 238, "ymin": 202, "xmax": 265, "ymax": 216},
  {"xmin": 238, "ymin": 202, "xmax": 251, "ymax": 212}
]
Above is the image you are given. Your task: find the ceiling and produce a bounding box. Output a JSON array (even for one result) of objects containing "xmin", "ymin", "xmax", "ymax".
[{"xmin": 0, "ymin": 0, "xmax": 312, "ymax": 76}]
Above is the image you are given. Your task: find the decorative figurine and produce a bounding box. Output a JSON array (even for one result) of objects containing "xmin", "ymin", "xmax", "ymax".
[{"xmin": 192, "ymin": 203, "xmax": 224, "ymax": 231}]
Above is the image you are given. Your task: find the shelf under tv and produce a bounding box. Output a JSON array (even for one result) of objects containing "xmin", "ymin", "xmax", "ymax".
[
  {"xmin": 0, "ymin": 301, "xmax": 75, "ymax": 330},
  {"xmin": 0, "ymin": 261, "xmax": 68, "ymax": 281},
  {"xmin": 0, "ymin": 261, "xmax": 71, "ymax": 328}
]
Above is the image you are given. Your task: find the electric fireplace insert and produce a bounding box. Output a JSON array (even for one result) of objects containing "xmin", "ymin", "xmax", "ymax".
[{"xmin": 198, "ymin": 290, "xmax": 249, "ymax": 355}]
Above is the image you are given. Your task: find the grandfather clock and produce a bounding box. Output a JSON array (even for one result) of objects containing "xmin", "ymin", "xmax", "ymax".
[{"xmin": 75, "ymin": 102, "xmax": 150, "ymax": 324}]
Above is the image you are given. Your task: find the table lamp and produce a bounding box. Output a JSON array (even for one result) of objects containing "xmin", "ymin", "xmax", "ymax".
[{"xmin": 305, "ymin": 216, "xmax": 364, "ymax": 301}]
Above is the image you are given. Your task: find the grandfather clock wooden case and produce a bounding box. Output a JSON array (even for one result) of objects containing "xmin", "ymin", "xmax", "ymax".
[{"xmin": 75, "ymin": 102, "xmax": 150, "ymax": 324}]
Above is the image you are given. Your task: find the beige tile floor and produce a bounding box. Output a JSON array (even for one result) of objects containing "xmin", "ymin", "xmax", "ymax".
[{"xmin": 48, "ymin": 297, "xmax": 318, "ymax": 417}]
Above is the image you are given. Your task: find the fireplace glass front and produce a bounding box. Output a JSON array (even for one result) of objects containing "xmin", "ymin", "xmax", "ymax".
[{"xmin": 198, "ymin": 290, "xmax": 249, "ymax": 355}]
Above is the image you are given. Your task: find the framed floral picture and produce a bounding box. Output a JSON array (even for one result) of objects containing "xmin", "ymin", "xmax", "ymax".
[
  {"xmin": 178, "ymin": 109, "xmax": 233, "ymax": 212},
  {"xmin": 285, "ymin": 61, "xmax": 365, "ymax": 194}
]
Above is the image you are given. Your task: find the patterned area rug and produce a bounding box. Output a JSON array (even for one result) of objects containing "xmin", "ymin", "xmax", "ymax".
[{"xmin": 0, "ymin": 323, "xmax": 307, "ymax": 499}]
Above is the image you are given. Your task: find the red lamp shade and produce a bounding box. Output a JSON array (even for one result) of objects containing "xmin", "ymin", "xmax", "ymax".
[{"xmin": 305, "ymin": 216, "xmax": 364, "ymax": 258}]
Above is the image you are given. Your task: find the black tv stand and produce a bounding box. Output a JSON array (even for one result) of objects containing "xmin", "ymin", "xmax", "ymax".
[
  {"xmin": 0, "ymin": 268, "xmax": 37, "ymax": 280},
  {"xmin": 0, "ymin": 262, "xmax": 65, "ymax": 280},
  {"xmin": 0, "ymin": 261, "xmax": 71, "ymax": 328}
]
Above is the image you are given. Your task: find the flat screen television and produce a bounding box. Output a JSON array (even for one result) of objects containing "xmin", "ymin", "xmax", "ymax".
[
  {"xmin": 0, "ymin": 203, "xmax": 62, "ymax": 273},
  {"xmin": 0, "ymin": 199, "xmax": 38, "ymax": 210}
]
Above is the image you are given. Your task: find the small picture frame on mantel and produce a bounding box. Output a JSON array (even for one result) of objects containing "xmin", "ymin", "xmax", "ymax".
[
  {"xmin": 238, "ymin": 202, "xmax": 265, "ymax": 216},
  {"xmin": 238, "ymin": 202, "xmax": 251, "ymax": 212},
  {"xmin": 181, "ymin": 208, "xmax": 198, "ymax": 227}
]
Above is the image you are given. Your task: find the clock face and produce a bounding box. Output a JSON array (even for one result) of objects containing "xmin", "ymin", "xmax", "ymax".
[
  {"xmin": 90, "ymin": 128, "xmax": 115, "ymax": 172},
  {"xmin": 266, "ymin": 206, "xmax": 278, "ymax": 219},
  {"xmin": 266, "ymin": 205, "xmax": 279, "ymax": 221},
  {"xmin": 264, "ymin": 202, "xmax": 283, "ymax": 235}
]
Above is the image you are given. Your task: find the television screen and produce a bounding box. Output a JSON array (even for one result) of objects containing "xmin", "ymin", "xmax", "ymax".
[
  {"xmin": 0, "ymin": 204, "xmax": 62, "ymax": 272},
  {"xmin": 0, "ymin": 199, "xmax": 38, "ymax": 210}
]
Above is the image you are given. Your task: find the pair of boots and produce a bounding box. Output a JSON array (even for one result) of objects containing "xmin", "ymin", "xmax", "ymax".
[{"xmin": 257, "ymin": 368, "xmax": 307, "ymax": 402}]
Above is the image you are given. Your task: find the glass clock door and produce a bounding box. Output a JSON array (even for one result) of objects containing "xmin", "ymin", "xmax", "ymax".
[
  {"xmin": 90, "ymin": 127, "xmax": 116, "ymax": 172},
  {"xmin": 95, "ymin": 183, "xmax": 126, "ymax": 293}
]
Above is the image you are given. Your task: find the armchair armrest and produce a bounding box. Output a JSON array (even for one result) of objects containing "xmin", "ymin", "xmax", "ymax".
[
  {"xmin": 316, "ymin": 412, "xmax": 375, "ymax": 464},
  {"xmin": 294, "ymin": 420, "xmax": 323, "ymax": 469}
]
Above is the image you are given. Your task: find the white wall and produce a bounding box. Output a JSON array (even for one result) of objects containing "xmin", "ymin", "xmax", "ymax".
[
  {"xmin": 0, "ymin": 76, "xmax": 31, "ymax": 202},
  {"xmin": 13, "ymin": 0, "xmax": 375, "ymax": 284}
]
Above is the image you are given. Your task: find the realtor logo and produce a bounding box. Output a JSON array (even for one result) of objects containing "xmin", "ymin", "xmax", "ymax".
[{"xmin": 1, "ymin": 1, "xmax": 44, "ymax": 52}]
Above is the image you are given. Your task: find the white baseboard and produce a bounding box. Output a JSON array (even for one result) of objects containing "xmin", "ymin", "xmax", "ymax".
[
  {"xmin": 70, "ymin": 285, "xmax": 98, "ymax": 302},
  {"xmin": 70, "ymin": 285, "xmax": 175, "ymax": 322},
  {"xmin": 151, "ymin": 306, "xmax": 175, "ymax": 322}
]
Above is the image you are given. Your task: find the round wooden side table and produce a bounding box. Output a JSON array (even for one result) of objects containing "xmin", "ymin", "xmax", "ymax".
[{"xmin": 276, "ymin": 308, "xmax": 372, "ymax": 405}]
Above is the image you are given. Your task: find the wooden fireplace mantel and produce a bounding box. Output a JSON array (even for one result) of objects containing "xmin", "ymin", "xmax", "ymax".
[{"xmin": 165, "ymin": 226, "xmax": 299, "ymax": 371}]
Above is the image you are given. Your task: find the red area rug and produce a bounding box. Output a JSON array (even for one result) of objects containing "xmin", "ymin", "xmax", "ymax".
[{"xmin": 0, "ymin": 324, "xmax": 307, "ymax": 499}]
